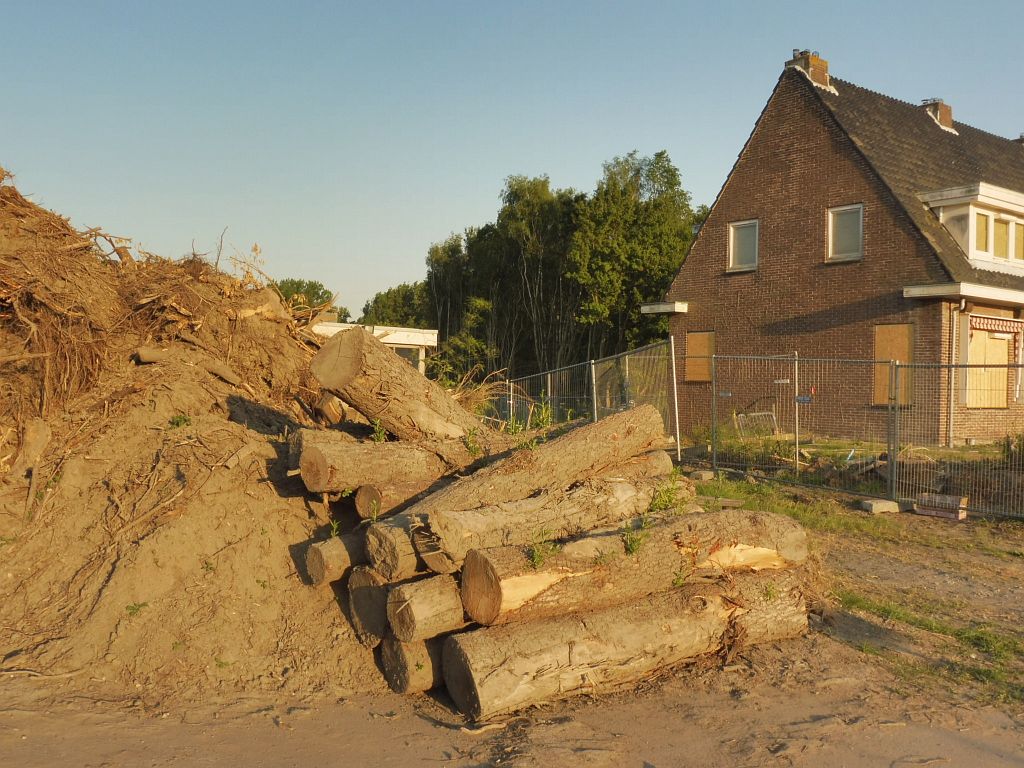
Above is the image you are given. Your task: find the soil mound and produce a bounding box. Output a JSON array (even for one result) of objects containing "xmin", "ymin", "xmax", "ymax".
[{"xmin": 0, "ymin": 169, "xmax": 383, "ymax": 702}]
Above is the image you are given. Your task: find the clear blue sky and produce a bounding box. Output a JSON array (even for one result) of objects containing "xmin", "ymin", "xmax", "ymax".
[{"xmin": 4, "ymin": 1, "xmax": 1023, "ymax": 315}]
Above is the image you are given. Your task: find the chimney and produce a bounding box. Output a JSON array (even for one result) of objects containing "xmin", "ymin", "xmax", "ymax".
[
  {"xmin": 921, "ymin": 98, "xmax": 954, "ymax": 130},
  {"xmin": 786, "ymin": 49, "xmax": 830, "ymax": 88}
]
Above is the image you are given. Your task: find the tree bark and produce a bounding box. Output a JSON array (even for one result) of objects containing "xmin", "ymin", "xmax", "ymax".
[
  {"xmin": 365, "ymin": 513, "xmax": 425, "ymax": 581},
  {"xmin": 287, "ymin": 427, "xmax": 356, "ymax": 471},
  {"xmin": 299, "ymin": 440, "xmax": 447, "ymax": 495},
  {"xmin": 380, "ymin": 636, "xmax": 446, "ymax": 694},
  {"xmin": 412, "ymin": 449, "xmax": 679, "ymax": 573},
  {"xmin": 347, "ymin": 566, "xmax": 392, "ymax": 648},
  {"xmin": 386, "ymin": 574, "xmax": 468, "ymax": 642},
  {"xmin": 460, "ymin": 509, "xmax": 808, "ymax": 625},
  {"xmin": 443, "ymin": 570, "xmax": 808, "ymax": 720},
  {"xmin": 310, "ymin": 327, "xmax": 510, "ymax": 456},
  {"xmin": 305, "ymin": 532, "xmax": 367, "ymax": 585}
]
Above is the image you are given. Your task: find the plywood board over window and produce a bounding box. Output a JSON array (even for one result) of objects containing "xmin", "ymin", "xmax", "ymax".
[
  {"xmin": 685, "ymin": 331, "xmax": 715, "ymax": 382},
  {"xmin": 967, "ymin": 330, "xmax": 1009, "ymax": 408},
  {"xmin": 873, "ymin": 323, "xmax": 913, "ymax": 405}
]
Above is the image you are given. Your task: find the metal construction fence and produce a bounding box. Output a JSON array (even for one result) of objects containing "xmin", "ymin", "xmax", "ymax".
[
  {"xmin": 493, "ymin": 347, "xmax": 1024, "ymax": 518},
  {"xmin": 495, "ymin": 340, "xmax": 681, "ymax": 453},
  {"xmin": 682, "ymin": 354, "xmax": 1024, "ymax": 519}
]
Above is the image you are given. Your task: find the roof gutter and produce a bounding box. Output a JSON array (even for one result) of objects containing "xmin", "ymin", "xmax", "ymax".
[{"xmin": 904, "ymin": 282, "xmax": 1024, "ymax": 306}]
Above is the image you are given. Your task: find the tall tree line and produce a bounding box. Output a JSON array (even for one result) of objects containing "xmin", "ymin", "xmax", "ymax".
[{"xmin": 360, "ymin": 151, "xmax": 706, "ymax": 380}]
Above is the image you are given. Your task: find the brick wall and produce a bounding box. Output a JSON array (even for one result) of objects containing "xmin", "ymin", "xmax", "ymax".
[{"xmin": 667, "ymin": 68, "xmax": 952, "ymax": 444}]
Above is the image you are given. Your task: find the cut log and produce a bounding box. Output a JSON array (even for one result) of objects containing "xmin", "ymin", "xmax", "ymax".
[
  {"xmin": 460, "ymin": 509, "xmax": 808, "ymax": 625},
  {"xmin": 444, "ymin": 570, "xmax": 808, "ymax": 720},
  {"xmin": 300, "ymin": 441, "xmax": 447, "ymax": 495},
  {"xmin": 365, "ymin": 513, "xmax": 424, "ymax": 581},
  {"xmin": 305, "ymin": 532, "xmax": 367, "ymax": 585},
  {"xmin": 387, "ymin": 574, "xmax": 468, "ymax": 642},
  {"xmin": 286, "ymin": 428, "xmax": 356, "ymax": 471},
  {"xmin": 354, "ymin": 483, "xmax": 434, "ymax": 520},
  {"xmin": 347, "ymin": 566, "xmax": 393, "ymax": 648},
  {"xmin": 314, "ymin": 393, "xmax": 346, "ymax": 425},
  {"xmin": 412, "ymin": 449, "xmax": 681, "ymax": 573},
  {"xmin": 380, "ymin": 636, "xmax": 445, "ymax": 694},
  {"xmin": 310, "ymin": 327, "xmax": 511, "ymax": 455}
]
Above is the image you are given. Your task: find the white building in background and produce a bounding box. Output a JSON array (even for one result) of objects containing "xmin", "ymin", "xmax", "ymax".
[{"xmin": 310, "ymin": 322, "xmax": 438, "ymax": 374}]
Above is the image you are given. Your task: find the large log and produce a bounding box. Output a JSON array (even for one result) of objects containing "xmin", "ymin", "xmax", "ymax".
[
  {"xmin": 365, "ymin": 513, "xmax": 424, "ymax": 581},
  {"xmin": 305, "ymin": 532, "xmax": 367, "ymax": 585},
  {"xmin": 387, "ymin": 574, "xmax": 468, "ymax": 642},
  {"xmin": 413, "ymin": 448, "xmax": 679, "ymax": 573},
  {"xmin": 299, "ymin": 440, "xmax": 447, "ymax": 495},
  {"xmin": 443, "ymin": 570, "xmax": 808, "ymax": 720},
  {"xmin": 380, "ymin": 636, "xmax": 445, "ymax": 694},
  {"xmin": 460, "ymin": 509, "xmax": 808, "ymax": 625},
  {"xmin": 310, "ymin": 327, "xmax": 510, "ymax": 456},
  {"xmin": 347, "ymin": 566, "xmax": 393, "ymax": 648},
  {"xmin": 286, "ymin": 427, "xmax": 356, "ymax": 471},
  {"xmin": 354, "ymin": 482, "xmax": 435, "ymax": 520}
]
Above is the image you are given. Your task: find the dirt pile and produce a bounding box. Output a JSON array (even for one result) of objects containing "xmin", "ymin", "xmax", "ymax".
[{"xmin": 0, "ymin": 169, "xmax": 383, "ymax": 702}]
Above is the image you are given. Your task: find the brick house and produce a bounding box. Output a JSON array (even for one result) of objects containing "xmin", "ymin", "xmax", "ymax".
[{"xmin": 664, "ymin": 51, "xmax": 1024, "ymax": 447}]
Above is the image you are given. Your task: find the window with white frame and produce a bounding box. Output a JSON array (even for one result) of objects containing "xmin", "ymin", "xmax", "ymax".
[
  {"xmin": 828, "ymin": 204, "xmax": 863, "ymax": 261},
  {"xmin": 728, "ymin": 219, "xmax": 758, "ymax": 271}
]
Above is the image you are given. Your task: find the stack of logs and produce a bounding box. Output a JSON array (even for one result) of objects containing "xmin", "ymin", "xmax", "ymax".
[{"xmin": 299, "ymin": 328, "xmax": 813, "ymax": 720}]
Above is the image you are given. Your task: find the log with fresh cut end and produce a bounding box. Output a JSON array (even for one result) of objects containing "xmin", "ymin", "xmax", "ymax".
[
  {"xmin": 310, "ymin": 327, "xmax": 512, "ymax": 456},
  {"xmin": 380, "ymin": 635, "xmax": 446, "ymax": 694},
  {"xmin": 305, "ymin": 532, "xmax": 367, "ymax": 585},
  {"xmin": 299, "ymin": 441, "xmax": 447, "ymax": 495},
  {"xmin": 386, "ymin": 574, "xmax": 468, "ymax": 642},
  {"xmin": 413, "ymin": 448, "xmax": 681, "ymax": 574},
  {"xmin": 443, "ymin": 569, "xmax": 808, "ymax": 720},
  {"xmin": 460, "ymin": 508, "xmax": 808, "ymax": 625},
  {"xmin": 287, "ymin": 427, "xmax": 356, "ymax": 471},
  {"xmin": 354, "ymin": 482, "xmax": 436, "ymax": 520}
]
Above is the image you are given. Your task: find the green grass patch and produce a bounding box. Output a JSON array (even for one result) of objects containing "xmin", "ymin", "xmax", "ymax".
[{"xmin": 837, "ymin": 588, "xmax": 1022, "ymax": 661}]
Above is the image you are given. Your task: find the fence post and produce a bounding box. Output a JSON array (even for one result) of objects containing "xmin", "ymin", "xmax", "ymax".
[
  {"xmin": 589, "ymin": 360, "xmax": 598, "ymax": 423},
  {"xmin": 507, "ymin": 377, "xmax": 514, "ymax": 429},
  {"xmin": 711, "ymin": 355, "xmax": 718, "ymax": 474},
  {"xmin": 793, "ymin": 351, "xmax": 800, "ymax": 474},
  {"xmin": 887, "ymin": 361, "xmax": 898, "ymax": 500},
  {"xmin": 669, "ymin": 335, "xmax": 681, "ymax": 463}
]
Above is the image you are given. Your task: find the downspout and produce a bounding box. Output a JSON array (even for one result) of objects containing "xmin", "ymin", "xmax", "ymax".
[{"xmin": 947, "ymin": 302, "xmax": 957, "ymax": 448}]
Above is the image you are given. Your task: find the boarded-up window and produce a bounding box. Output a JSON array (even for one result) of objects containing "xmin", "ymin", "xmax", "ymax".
[
  {"xmin": 994, "ymin": 219, "xmax": 1010, "ymax": 259},
  {"xmin": 685, "ymin": 332, "xmax": 715, "ymax": 382},
  {"xmin": 873, "ymin": 324, "xmax": 913, "ymax": 405},
  {"xmin": 967, "ymin": 330, "xmax": 1009, "ymax": 408}
]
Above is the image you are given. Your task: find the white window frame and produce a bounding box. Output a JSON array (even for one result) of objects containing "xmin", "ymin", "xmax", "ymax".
[
  {"xmin": 827, "ymin": 203, "xmax": 863, "ymax": 262},
  {"xmin": 727, "ymin": 219, "xmax": 758, "ymax": 272}
]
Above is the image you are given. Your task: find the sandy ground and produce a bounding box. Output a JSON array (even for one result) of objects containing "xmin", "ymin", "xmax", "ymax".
[{"xmin": 4, "ymin": 489, "xmax": 1024, "ymax": 767}]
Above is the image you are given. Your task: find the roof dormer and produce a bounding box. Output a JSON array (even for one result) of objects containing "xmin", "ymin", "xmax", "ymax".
[{"xmin": 921, "ymin": 183, "xmax": 1024, "ymax": 275}]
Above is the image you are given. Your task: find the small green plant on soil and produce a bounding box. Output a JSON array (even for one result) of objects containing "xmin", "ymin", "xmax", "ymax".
[
  {"xmin": 519, "ymin": 437, "xmax": 539, "ymax": 451},
  {"xmin": 329, "ymin": 519, "xmax": 341, "ymax": 537},
  {"xmin": 672, "ymin": 568, "xmax": 690, "ymax": 587},
  {"xmin": 0, "ymin": 536, "xmax": 13, "ymax": 548},
  {"xmin": 215, "ymin": 658, "xmax": 231, "ymax": 669},
  {"xmin": 125, "ymin": 602, "xmax": 148, "ymax": 617},
  {"xmin": 527, "ymin": 529, "xmax": 560, "ymax": 569},
  {"xmin": 370, "ymin": 418, "xmax": 387, "ymax": 443},
  {"xmin": 762, "ymin": 582, "xmax": 778, "ymax": 601},
  {"xmin": 415, "ymin": 661, "xmax": 424, "ymax": 671},
  {"xmin": 592, "ymin": 550, "xmax": 617, "ymax": 566},
  {"xmin": 622, "ymin": 515, "xmax": 651, "ymax": 555},
  {"xmin": 368, "ymin": 499, "xmax": 382, "ymax": 523},
  {"xmin": 171, "ymin": 640, "xmax": 185, "ymax": 652},
  {"xmin": 201, "ymin": 559, "xmax": 215, "ymax": 573},
  {"xmin": 168, "ymin": 414, "xmax": 191, "ymax": 429},
  {"xmin": 505, "ymin": 412, "xmax": 526, "ymax": 436},
  {"xmin": 529, "ymin": 394, "xmax": 553, "ymax": 430},
  {"xmin": 463, "ymin": 428, "xmax": 482, "ymax": 458},
  {"xmin": 256, "ymin": 578, "xmax": 269, "ymax": 589},
  {"xmin": 648, "ymin": 482, "xmax": 679, "ymax": 515}
]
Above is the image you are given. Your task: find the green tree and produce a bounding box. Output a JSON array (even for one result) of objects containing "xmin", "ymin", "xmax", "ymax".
[
  {"xmin": 569, "ymin": 151, "xmax": 696, "ymax": 357},
  {"xmin": 359, "ymin": 282, "xmax": 432, "ymax": 327}
]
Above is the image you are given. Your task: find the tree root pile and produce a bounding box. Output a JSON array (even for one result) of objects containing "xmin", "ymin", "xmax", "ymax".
[{"xmin": 0, "ymin": 169, "xmax": 385, "ymax": 704}]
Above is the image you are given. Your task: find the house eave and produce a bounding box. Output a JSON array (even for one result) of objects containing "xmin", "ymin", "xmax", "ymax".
[
  {"xmin": 903, "ymin": 282, "xmax": 1024, "ymax": 307},
  {"xmin": 641, "ymin": 301, "xmax": 689, "ymax": 315}
]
